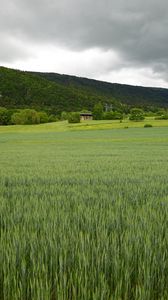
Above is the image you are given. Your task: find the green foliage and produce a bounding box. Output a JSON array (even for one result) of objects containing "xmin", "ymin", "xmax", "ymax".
[
  {"xmin": 155, "ymin": 114, "xmax": 168, "ymax": 120},
  {"xmin": 93, "ymin": 102, "xmax": 103, "ymax": 120},
  {"xmin": 0, "ymin": 67, "xmax": 120, "ymax": 114},
  {"xmin": 48, "ymin": 114, "xmax": 57, "ymax": 123},
  {"xmin": 129, "ymin": 108, "xmax": 145, "ymax": 121},
  {"xmin": 1, "ymin": 67, "xmax": 168, "ymax": 117},
  {"xmin": 162, "ymin": 114, "xmax": 168, "ymax": 119},
  {"xmin": 0, "ymin": 107, "xmax": 12, "ymax": 125},
  {"xmin": 68, "ymin": 112, "xmax": 80, "ymax": 123},
  {"xmin": 80, "ymin": 108, "xmax": 91, "ymax": 113},
  {"xmin": 0, "ymin": 107, "xmax": 56, "ymax": 126},
  {"xmin": 38, "ymin": 111, "xmax": 49, "ymax": 123},
  {"xmin": 36, "ymin": 71, "xmax": 168, "ymax": 108},
  {"xmin": 61, "ymin": 111, "xmax": 69, "ymax": 120},
  {"xmin": 11, "ymin": 109, "xmax": 40, "ymax": 125},
  {"xmin": 144, "ymin": 124, "xmax": 153, "ymax": 127},
  {"xmin": 156, "ymin": 109, "xmax": 167, "ymax": 116},
  {"xmin": 103, "ymin": 111, "xmax": 123, "ymax": 120},
  {"xmin": 0, "ymin": 128, "xmax": 168, "ymax": 299}
]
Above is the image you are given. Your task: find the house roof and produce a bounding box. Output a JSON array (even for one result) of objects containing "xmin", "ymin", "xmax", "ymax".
[{"xmin": 80, "ymin": 112, "xmax": 93, "ymax": 116}]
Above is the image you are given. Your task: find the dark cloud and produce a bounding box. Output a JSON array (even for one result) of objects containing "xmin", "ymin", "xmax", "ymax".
[{"xmin": 0, "ymin": 0, "xmax": 168, "ymax": 84}]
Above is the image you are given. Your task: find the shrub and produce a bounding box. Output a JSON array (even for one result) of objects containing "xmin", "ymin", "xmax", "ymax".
[
  {"xmin": 11, "ymin": 109, "xmax": 40, "ymax": 125},
  {"xmin": 48, "ymin": 114, "xmax": 57, "ymax": 123},
  {"xmin": 38, "ymin": 112, "xmax": 49, "ymax": 123},
  {"xmin": 129, "ymin": 108, "xmax": 145, "ymax": 121},
  {"xmin": 0, "ymin": 107, "xmax": 12, "ymax": 125},
  {"xmin": 103, "ymin": 111, "xmax": 123, "ymax": 120},
  {"xmin": 61, "ymin": 111, "xmax": 69, "ymax": 121},
  {"xmin": 155, "ymin": 114, "xmax": 168, "ymax": 120},
  {"xmin": 68, "ymin": 112, "xmax": 80, "ymax": 123},
  {"xmin": 144, "ymin": 124, "xmax": 153, "ymax": 128}
]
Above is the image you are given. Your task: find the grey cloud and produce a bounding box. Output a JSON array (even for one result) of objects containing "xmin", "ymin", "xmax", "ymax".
[
  {"xmin": 0, "ymin": 33, "xmax": 33, "ymax": 62},
  {"xmin": 1, "ymin": 0, "xmax": 168, "ymax": 83}
]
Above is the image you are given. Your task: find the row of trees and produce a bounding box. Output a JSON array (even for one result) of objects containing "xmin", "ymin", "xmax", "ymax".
[
  {"xmin": 0, "ymin": 105, "xmax": 168, "ymax": 125},
  {"xmin": 67, "ymin": 105, "xmax": 168, "ymax": 123},
  {"xmin": 0, "ymin": 108, "xmax": 57, "ymax": 125},
  {"xmin": 66, "ymin": 106, "xmax": 145, "ymax": 124},
  {"xmin": 92, "ymin": 103, "xmax": 123, "ymax": 120},
  {"xmin": 92, "ymin": 103, "xmax": 145, "ymax": 121},
  {"xmin": 92, "ymin": 103, "xmax": 168, "ymax": 121}
]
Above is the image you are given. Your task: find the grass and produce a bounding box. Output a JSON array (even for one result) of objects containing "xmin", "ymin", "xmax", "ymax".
[
  {"xmin": 0, "ymin": 117, "xmax": 168, "ymax": 134},
  {"xmin": 0, "ymin": 125, "xmax": 168, "ymax": 299}
]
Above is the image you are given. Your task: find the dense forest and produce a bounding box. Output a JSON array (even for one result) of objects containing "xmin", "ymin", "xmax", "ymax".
[
  {"xmin": 34, "ymin": 71, "xmax": 168, "ymax": 108},
  {"xmin": 0, "ymin": 66, "xmax": 168, "ymax": 114}
]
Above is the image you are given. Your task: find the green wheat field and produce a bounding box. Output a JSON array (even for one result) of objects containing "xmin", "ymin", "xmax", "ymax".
[{"xmin": 0, "ymin": 122, "xmax": 168, "ymax": 299}]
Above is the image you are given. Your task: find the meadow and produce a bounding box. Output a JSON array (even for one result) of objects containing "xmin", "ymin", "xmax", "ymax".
[
  {"xmin": 0, "ymin": 122, "xmax": 168, "ymax": 299},
  {"xmin": 0, "ymin": 117, "xmax": 168, "ymax": 133}
]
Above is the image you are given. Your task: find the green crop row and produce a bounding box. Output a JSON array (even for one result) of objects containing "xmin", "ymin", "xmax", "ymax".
[{"xmin": 0, "ymin": 127, "xmax": 168, "ymax": 299}]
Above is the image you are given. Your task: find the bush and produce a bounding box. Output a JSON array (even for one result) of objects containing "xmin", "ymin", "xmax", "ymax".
[
  {"xmin": 38, "ymin": 112, "xmax": 49, "ymax": 123},
  {"xmin": 155, "ymin": 114, "xmax": 168, "ymax": 120},
  {"xmin": 0, "ymin": 107, "xmax": 12, "ymax": 125},
  {"xmin": 11, "ymin": 109, "xmax": 40, "ymax": 125},
  {"xmin": 61, "ymin": 111, "xmax": 69, "ymax": 121},
  {"xmin": 103, "ymin": 111, "xmax": 123, "ymax": 120},
  {"xmin": 129, "ymin": 108, "xmax": 145, "ymax": 121},
  {"xmin": 48, "ymin": 114, "xmax": 57, "ymax": 123},
  {"xmin": 144, "ymin": 124, "xmax": 153, "ymax": 128},
  {"xmin": 68, "ymin": 112, "xmax": 80, "ymax": 123}
]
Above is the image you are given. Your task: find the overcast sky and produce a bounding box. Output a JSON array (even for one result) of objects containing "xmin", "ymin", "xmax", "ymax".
[{"xmin": 1, "ymin": 0, "xmax": 168, "ymax": 87}]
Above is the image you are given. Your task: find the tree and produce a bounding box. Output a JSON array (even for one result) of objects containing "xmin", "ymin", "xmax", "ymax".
[
  {"xmin": 48, "ymin": 114, "xmax": 57, "ymax": 123},
  {"xmin": 93, "ymin": 102, "xmax": 103, "ymax": 120},
  {"xmin": 11, "ymin": 109, "xmax": 40, "ymax": 125},
  {"xmin": 0, "ymin": 107, "xmax": 11, "ymax": 125},
  {"xmin": 129, "ymin": 108, "xmax": 145, "ymax": 121},
  {"xmin": 38, "ymin": 112, "xmax": 49, "ymax": 123},
  {"xmin": 61, "ymin": 111, "xmax": 69, "ymax": 120},
  {"xmin": 68, "ymin": 112, "xmax": 80, "ymax": 123},
  {"xmin": 155, "ymin": 114, "xmax": 168, "ymax": 120},
  {"xmin": 103, "ymin": 111, "xmax": 123, "ymax": 120}
]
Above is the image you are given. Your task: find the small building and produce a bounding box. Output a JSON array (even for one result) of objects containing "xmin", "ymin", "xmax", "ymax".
[{"xmin": 80, "ymin": 112, "xmax": 93, "ymax": 121}]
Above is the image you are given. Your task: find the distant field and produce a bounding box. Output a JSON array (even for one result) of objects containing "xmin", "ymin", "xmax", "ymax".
[
  {"xmin": 0, "ymin": 117, "xmax": 168, "ymax": 134},
  {"xmin": 0, "ymin": 126, "xmax": 168, "ymax": 299}
]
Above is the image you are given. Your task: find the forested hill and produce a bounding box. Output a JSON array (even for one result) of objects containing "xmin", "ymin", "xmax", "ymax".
[
  {"xmin": 33, "ymin": 71, "xmax": 168, "ymax": 108},
  {"xmin": 0, "ymin": 66, "xmax": 168, "ymax": 114}
]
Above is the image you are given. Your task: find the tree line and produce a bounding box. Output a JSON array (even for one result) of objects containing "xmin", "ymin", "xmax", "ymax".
[
  {"xmin": 0, "ymin": 104, "xmax": 168, "ymax": 126},
  {"xmin": 0, "ymin": 108, "xmax": 57, "ymax": 125}
]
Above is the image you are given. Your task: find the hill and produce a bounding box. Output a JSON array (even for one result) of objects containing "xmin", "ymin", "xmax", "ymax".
[
  {"xmin": 0, "ymin": 66, "xmax": 168, "ymax": 114},
  {"xmin": 33, "ymin": 71, "xmax": 168, "ymax": 109}
]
